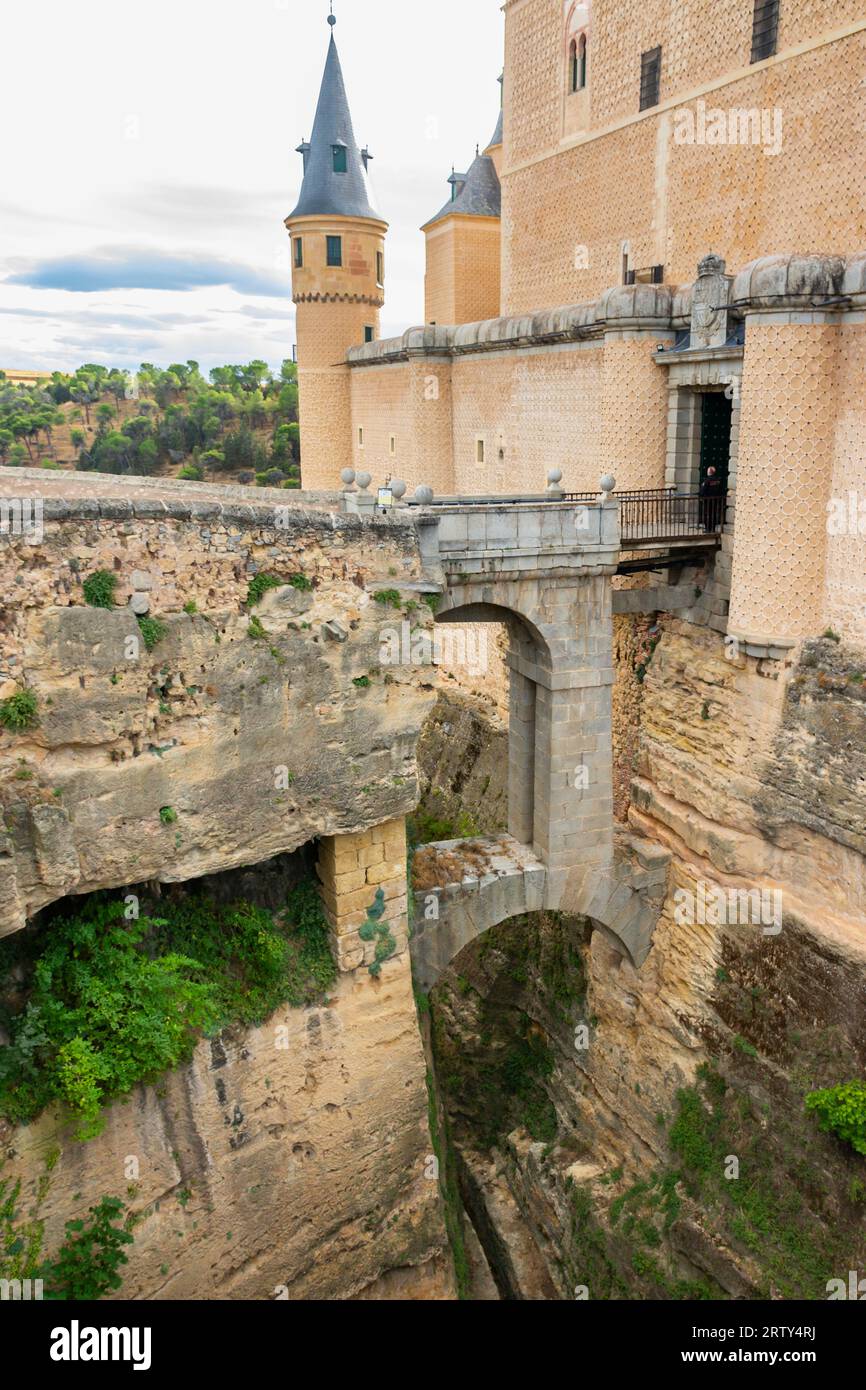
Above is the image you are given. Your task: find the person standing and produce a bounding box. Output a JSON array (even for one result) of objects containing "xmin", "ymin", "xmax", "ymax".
[{"xmin": 700, "ymin": 466, "xmax": 725, "ymax": 531}]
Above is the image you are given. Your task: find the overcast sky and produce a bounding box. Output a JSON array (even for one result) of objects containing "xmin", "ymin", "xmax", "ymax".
[{"xmin": 0, "ymin": 0, "xmax": 504, "ymax": 376}]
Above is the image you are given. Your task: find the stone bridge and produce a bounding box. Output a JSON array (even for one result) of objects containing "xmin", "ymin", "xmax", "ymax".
[
  {"xmin": 0, "ymin": 468, "xmax": 671, "ymax": 990},
  {"xmin": 405, "ymin": 492, "xmax": 672, "ymax": 991}
]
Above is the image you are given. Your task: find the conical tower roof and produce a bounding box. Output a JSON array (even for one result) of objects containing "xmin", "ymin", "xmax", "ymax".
[
  {"xmin": 423, "ymin": 151, "xmax": 501, "ymax": 229},
  {"xmin": 287, "ymin": 22, "xmax": 383, "ymax": 223}
]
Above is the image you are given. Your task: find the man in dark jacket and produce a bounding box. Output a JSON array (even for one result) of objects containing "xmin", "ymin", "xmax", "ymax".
[{"xmin": 699, "ymin": 466, "xmax": 725, "ymax": 532}]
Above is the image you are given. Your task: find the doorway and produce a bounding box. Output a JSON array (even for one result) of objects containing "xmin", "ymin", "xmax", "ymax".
[{"xmin": 699, "ymin": 391, "xmax": 732, "ymax": 490}]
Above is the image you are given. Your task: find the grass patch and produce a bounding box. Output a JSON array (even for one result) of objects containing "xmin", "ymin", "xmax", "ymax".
[
  {"xmin": 373, "ymin": 589, "xmax": 402, "ymax": 610},
  {"xmin": 82, "ymin": 570, "xmax": 117, "ymax": 609},
  {"xmin": 137, "ymin": 616, "xmax": 166, "ymax": 651}
]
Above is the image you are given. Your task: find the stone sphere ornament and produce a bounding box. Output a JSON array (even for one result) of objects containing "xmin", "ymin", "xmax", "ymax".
[
  {"xmin": 414, "ymin": 485, "xmax": 434, "ymax": 505},
  {"xmin": 340, "ymin": 468, "xmax": 356, "ymax": 490},
  {"xmin": 600, "ymin": 474, "xmax": 617, "ymax": 497},
  {"xmin": 391, "ymin": 480, "xmax": 408, "ymax": 501},
  {"xmin": 356, "ymin": 471, "xmax": 372, "ymax": 492},
  {"xmin": 547, "ymin": 469, "xmax": 563, "ymax": 486}
]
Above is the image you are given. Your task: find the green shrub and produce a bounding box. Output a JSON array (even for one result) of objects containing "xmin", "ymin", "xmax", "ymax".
[
  {"xmin": 0, "ymin": 688, "xmax": 39, "ymax": 732},
  {"xmin": 353, "ymin": 676, "xmax": 371, "ymax": 689},
  {"xmin": 183, "ymin": 601, "xmax": 198, "ymax": 616},
  {"xmin": 805, "ymin": 1081, "xmax": 866, "ymax": 1155},
  {"xmin": 83, "ymin": 570, "xmax": 117, "ymax": 609},
  {"xmin": 246, "ymin": 573, "xmax": 282, "ymax": 606},
  {"xmin": 137, "ymin": 616, "xmax": 166, "ymax": 651},
  {"xmin": 288, "ymin": 573, "xmax": 312, "ymax": 592},
  {"xmin": 177, "ymin": 464, "xmax": 203, "ymax": 481},
  {"xmin": 159, "ymin": 806, "xmax": 178, "ymax": 825},
  {"xmin": 248, "ymin": 617, "xmax": 266, "ymax": 640},
  {"xmin": 43, "ymin": 1197, "xmax": 133, "ymax": 1300},
  {"xmin": 373, "ymin": 589, "xmax": 402, "ymax": 609},
  {"xmin": 0, "ymin": 884, "xmax": 335, "ymax": 1138}
]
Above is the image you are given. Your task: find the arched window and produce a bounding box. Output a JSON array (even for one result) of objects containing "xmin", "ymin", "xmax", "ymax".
[{"xmin": 569, "ymin": 33, "xmax": 588, "ymax": 93}]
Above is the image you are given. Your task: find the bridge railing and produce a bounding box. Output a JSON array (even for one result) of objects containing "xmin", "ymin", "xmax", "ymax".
[{"xmin": 563, "ymin": 488, "xmax": 725, "ymax": 543}]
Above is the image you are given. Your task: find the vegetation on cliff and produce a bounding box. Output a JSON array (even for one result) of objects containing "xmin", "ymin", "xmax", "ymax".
[
  {"xmin": 1, "ymin": 1174, "xmax": 135, "ymax": 1300},
  {"xmin": 0, "ymin": 882, "xmax": 335, "ymax": 1139}
]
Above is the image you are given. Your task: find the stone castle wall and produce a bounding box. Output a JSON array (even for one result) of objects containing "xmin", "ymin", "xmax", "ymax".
[
  {"xmin": 501, "ymin": 1, "xmax": 866, "ymax": 311},
  {"xmin": 424, "ymin": 218, "xmax": 502, "ymax": 328}
]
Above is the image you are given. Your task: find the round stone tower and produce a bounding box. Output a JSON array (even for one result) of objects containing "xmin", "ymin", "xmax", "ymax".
[{"xmin": 285, "ymin": 13, "xmax": 387, "ymax": 490}]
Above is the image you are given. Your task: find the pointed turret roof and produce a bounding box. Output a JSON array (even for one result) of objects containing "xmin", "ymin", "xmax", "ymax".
[
  {"xmin": 485, "ymin": 73, "xmax": 504, "ymax": 151},
  {"xmin": 486, "ymin": 107, "xmax": 503, "ymax": 151},
  {"xmin": 287, "ymin": 19, "xmax": 383, "ymax": 223},
  {"xmin": 423, "ymin": 151, "xmax": 501, "ymax": 229}
]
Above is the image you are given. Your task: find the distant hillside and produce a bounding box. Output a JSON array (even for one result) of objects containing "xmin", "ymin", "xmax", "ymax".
[{"xmin": 0, "ymin": 360, "xmax": 300, "ymax": 489}]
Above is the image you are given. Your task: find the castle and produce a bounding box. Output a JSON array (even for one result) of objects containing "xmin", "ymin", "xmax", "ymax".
[{"xmin": 286, "ymin": 1, "xmax": 866, "ymax": 659}]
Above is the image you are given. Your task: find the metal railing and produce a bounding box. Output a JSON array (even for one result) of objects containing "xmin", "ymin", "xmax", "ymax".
[{"xmin": 563, "ymin": 486, "xmax": 725, "ymax": 542}]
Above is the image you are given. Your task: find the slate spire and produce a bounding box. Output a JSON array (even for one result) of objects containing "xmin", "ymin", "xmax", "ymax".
[{"xmin": 287, "ymin": 15, "xmax": 382, "ymax": 222}]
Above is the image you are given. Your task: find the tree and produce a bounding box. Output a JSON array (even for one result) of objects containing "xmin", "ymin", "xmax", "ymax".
[{"xmin": 0, "ymin": 428, "xmax": 13, "ymax": 463}]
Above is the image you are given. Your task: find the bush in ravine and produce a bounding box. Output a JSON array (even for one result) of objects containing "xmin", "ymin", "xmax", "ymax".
[
  {"xmin": 806, "ymin": 1081, "xmax": 866, "ymax": 1155},
  {"xmin": 0, "ymin": 884, "xmax": 335, "ymax": 1140}
]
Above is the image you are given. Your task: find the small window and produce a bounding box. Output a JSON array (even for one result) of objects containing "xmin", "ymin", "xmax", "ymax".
[
  {"xmin": 639, "ymin": 46, "xmax": 662, "ymax": 111},
  {"xmin": 576, "ymin": 34, "xmax": 587, "ymax": 90},
  {"xmin": 476, "ymin": 438, "xmax": 485, "ymax": 465},
  {"xmin": 358, "ymin": 427, "xmax": 364, "ymax": 448},
  {"xmin": 326, "ymin": 235, "xmax": 342, "ymax": 267},
  {"xmin": 751, "ymin": 0, "xmax": 779, "ymax": 63},
  {"xmin": 364, "ymin": 326, "xmax": 374, "ymax": 343},
  {"xmin": 377, "ymin": 251, "xmax": 384, "ymax": 285},
  {"xmin": 569, "ymin": 39, "xmax": 579, "ymax": 93},
  {"xmin": 332, "ymin": 143, "xmax": 348, "ymax": 173},
  {"xmin": 294, "ymin": 238, "xmax": 303, "ymax": 269},
  {"xmin": 389, "ymin": 435, "xmax": 396, "ymax": 456}
]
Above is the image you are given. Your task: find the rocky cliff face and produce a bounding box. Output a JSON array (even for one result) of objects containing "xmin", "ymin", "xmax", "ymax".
[
  {"xmin": 0, "ymin": 493, "xmax": 452, "ymax": 1301},
  {"xmin": 1, "ymin": 943, "xmax": 451, "ymax": 1300},
  {"xmin": 0, "ymin": 499, "xmax": 436, "ymax": 934},
  {"xmin": 423, "ymin": 618, "xmax": 866, "ymax": 1299}
]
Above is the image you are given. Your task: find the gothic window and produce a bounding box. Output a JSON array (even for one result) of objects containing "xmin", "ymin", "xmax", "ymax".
[
  {"xmin": 569, "ymin": 34, "xmax": 587, "ymax": 93},
  {"xmin": 751, "ymin": 0, "xmax": 779, "ymax": 63},
  {"xmin": 294, "ymin": 238, "xmax": 303, "ymax": 269}
]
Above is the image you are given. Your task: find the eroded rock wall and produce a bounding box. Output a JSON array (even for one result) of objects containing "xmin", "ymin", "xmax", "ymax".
[
  {"xmin": 423, "ymin": 619, "xmax": 866, "ymax": 1299},
  {"xmin": 0, "ymin": 499, "xmax": 436, "ymax": 933},
  {"xmin": 1, "ymin": 950, "xmax": 452, "ymax": 1300}
]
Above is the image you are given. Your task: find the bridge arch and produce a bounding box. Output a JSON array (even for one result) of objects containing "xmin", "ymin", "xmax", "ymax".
[{"xmin": 407, "ymin": 496, "xmax": 671, "ymax": 992}]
